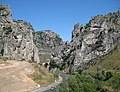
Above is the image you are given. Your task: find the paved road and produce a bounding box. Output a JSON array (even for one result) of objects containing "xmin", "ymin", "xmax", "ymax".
[
  {"xmin": 43, "ymin": 72, "xmax": 68, "ymax": 92},
  {"xmin": 33, "ymin": 72, "xmax": 68, "ymax": 92}
]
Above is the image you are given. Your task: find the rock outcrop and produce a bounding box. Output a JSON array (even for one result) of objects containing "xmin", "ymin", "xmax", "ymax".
[
  {"xmin": 0, "ymin": 4, "xmax": 63, "ymax": 64},
  {"xmin": 1, "ymin": 4, "xmax": 120, "ymax": 72},
  {"xmin": 34, "ymin": 30, "xmax": 63, "ymax": 63},
  {"xmin": 0, "ymin": 4, "xmax": 40, "ymax": 63},
  {"xmin": 55, "ymin": 11, "xmax": 120, "ymax": 71}
]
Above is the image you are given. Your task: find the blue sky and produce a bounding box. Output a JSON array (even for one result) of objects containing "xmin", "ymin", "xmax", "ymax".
[{"xmin": 0, "ymin": 0, "xmax": 120, "ymax": 41}]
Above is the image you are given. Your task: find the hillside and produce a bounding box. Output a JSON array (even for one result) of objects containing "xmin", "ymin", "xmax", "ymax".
[
  {"xmin": 57, "ymin": 11, "xmax": 120, "ymax": 91},
  {"xmin": 53, "ymin": 11, "xmax": 120, "ymax": 72},
  {"xmin": 58, "ymin": 46, "xmax": 120, "ymax": 92},
  {"xmin": 0, "ymin": 4, "xmax": 64, "ymax": 65},
  {"xmin": 0, "ymin": 4, "xmax": 40, "ymax": 63},
  {"xmin": 34, "ymin": 30, "xmax": 63, "ymax": 63},
  {"xmin": 0, "ymin": 3, "xmax": 120, "ymax": 92},
  {"xmin": 0, "ymin": 59, "xmax": 54, "ymax": 92},
  {"xmin": 87, "ymin": 45, "xmax": 120, "ymax": 72}
]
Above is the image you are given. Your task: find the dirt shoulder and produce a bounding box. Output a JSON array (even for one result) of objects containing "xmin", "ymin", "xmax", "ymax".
[{"xmin": 0, "ymin": 60, "xmax": 38, "ymax": 92}]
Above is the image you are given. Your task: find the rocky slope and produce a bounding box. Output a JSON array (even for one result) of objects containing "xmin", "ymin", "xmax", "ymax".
[
  {"xmin": 0, "ymin": 4, "xmax": 64, "ymax": 64},
  {"xmin": 0, "ymin": 4, "xmax": 40, "ymax": 62},
  {"xmin": 55, "ymin": 11, "xmax": 120, "ymax": 71},
  {"xmin": 34, "ymin": 30, "xmax": 63, "ymax": 63},
  {"xmin": 1, "ymin": 4, "xmax": 120, "ymax": 72}
]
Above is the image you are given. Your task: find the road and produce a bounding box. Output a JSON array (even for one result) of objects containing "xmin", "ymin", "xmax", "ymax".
[{"xmin": 33, "ymin": 72, "xmax": 68, "ymax": 92}]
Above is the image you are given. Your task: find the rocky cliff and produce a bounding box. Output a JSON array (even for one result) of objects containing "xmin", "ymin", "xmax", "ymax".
[
  {"xmin": 55, "ymin": 11, "xmax": 120, "ymax": 71},
  {"xmin": 1, "ymin": 4, "xmax": 120, "ymax": 72},
  {"xmin": 34, "ymin": 30, "xmax": 63, "ymax": 63},
  {"xmin": 0, "ymin": 4, "xmax": 40, "ymax": 63},
  {"xmin": 0, "ymin": 4, "xmax": 63, "ymax": 64}
]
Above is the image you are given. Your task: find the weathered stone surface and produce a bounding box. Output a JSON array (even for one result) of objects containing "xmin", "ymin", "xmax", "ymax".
[
  {"xmin": 0, "ymin": 4, "xmax": 40, "ymax": 63},
  {"xmin": 54, "ymin": 11, "xmax": 120, "ymax": 71},
  {"xmin": 34, "ymin": 30, "xmax": 63, "ymax": 63},
  {"xmin": 1, "ymin": 4, "xmax": 120, "ymax": 73},
  {"xmin": 0, "ymin": 4, "xmax": 63, "ymax": 64}
]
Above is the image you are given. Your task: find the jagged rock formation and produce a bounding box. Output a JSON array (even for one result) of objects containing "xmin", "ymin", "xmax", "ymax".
[
  {"xmin": 55, "ymin": 11, "xmax": 120, "ymax": 71},
  {"xmin": 34, "ymin": 30, "xmax": 63, "ymax": 63},
  {"xmin": 0, "ymin": 4, "xmax": 40, "ymax": 63},
  {"xmin": 0, "ymin": 4, "xmax": 63, "ymax": 64},
  {"xmin": 1, "ymin": 4, "xmax": 120, "ymax": 72}
]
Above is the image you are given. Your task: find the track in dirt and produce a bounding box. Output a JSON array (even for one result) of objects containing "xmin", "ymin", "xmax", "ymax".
[{"xmin": 0, "ymin": 60, "xmax": 37, "ymax": 92}]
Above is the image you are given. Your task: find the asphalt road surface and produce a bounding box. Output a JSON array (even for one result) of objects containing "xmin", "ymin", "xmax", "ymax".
[{"xmin": 34, "ymin": 72, "xmax": 68, "ymax": 92}]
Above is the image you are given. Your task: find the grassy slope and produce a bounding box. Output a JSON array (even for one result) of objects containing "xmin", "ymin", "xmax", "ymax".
[
  {"xmin": 84, "ymin": 46, "xmax": 120, "ymax": 92},
  {"xmin": 49, "ymin": 46, "xmax": 120, "ymax": 92},
  {"xmin": 87, "ymin": 46, "xmax": 120, "ymax": 72},
  {"xmin": 29, "ymin": 63, "xmax": 54, "ymax": 87}
]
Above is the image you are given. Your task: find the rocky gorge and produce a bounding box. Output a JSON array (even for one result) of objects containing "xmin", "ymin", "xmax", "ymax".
[
  {"xmin": 0, "ymin": 4, "xmax": 120, "ymax": 72},
  {"xmin": 0, "ymin": 4, "xmax": 63, "ymax": 65},
  {"xmin": 52, "ymin": 11, "xmax": 120, "ymax": 72},
  {"xmin": 0, "ymin": 4, "xmax": 40, "ymax": 63}
]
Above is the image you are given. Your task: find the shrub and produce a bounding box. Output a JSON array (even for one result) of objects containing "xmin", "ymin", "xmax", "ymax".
[
  {"xmin": 55, "ymin": 36, "xmax": 62, "ymax": 42},
  {"xmin": 59, "ymin": 84, "xmax": 68, "ymax": 92},
  {"xmin": 100, "ymin": 86, "xmax": 114, "ymax": 92},
  {"xmin": 0, "ymin": 56, "xmax": 8, "ymax": 61},
  {"xmin": 103, "ymin": 70, "xmax": 113, "ymax": 81},
  {"xmin": 89, "ymin": 71, "xmax": 105, "ymax": 81},
  {"xmin": 33, "ymin": 74, "xmax": 42, "ymax": 80},
  {"xmin": 49, "ymin": 59, "xmax": 58, "ymax": 69},
  {"xmin": 1, "ymin": 48, "xmax": 4, "ymax": 56},
  {"xmin": 59, "ymin": 73, "xmax": 98, "ymax": 92},
  {"xmin": 28, "ymin": 60, "xmax": 34, "ymax": 63},
  {"xmin": 57, "ymin": 70, "xmax": 120, "ymax": 92},
  {"xmin": 108, "ymin": 73, "xmax": 120, "ymax": 91}
]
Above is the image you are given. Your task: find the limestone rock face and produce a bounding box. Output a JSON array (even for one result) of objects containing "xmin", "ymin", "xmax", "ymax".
[
  {"xmin": 0, "ymin": 4, "xmax": 40, "ymax": 63},
  {"xmin": 55, "ymin": 11, "xmax": 120, "ymax": 71},
  {"xmin": 1, "ymin": 4, "xmax": 120, "ymax": 72},
  {"xmin": 34, "ymin": 30, "xmax": 63, "ymax": 63},
  {"xmin": 0, "ymin": 4, "xmax": 63, "ymax": 64}
]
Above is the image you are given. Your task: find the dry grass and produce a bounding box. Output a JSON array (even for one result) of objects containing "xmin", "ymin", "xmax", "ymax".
[
  {"xmin": 87, "ymin": 46, "xmax": 120, "ymax": 72},
  {"xmin": 29, "ymin": 63, "xmax": 54, "ymax": 87},
  {"xmin": 0, "ymin": 60, "xmax": 54, "ymax": 92},
  {"xmin": 0, "ymin": 60, "xmax": 37, "ymax": 92}
]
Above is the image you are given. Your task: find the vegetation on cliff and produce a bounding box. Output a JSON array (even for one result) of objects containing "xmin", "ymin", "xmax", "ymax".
[{"xmin": 57, "ymin": 46, "xmax": 120, "ymax": 92}]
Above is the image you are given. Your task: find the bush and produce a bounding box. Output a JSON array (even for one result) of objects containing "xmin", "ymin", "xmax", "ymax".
[
  {"xmin": 0, "ymin": 56, "xmax": 8, "ymax": 61},
  {"xmin": 0, "ymin": 48, "xmax": 4, "ymax": 56},
  {"xmin": 103, "ymin": 70, "xmax": 113, "ymax": 81},
  {"xmin": 95, "ymin": 72, "xmax": 105, "ymax": 81},
  {"xmin": 89, "ymin": 71, "xmax": 105, "ymax": 81},
  {"xmin": 57, "ymin": 70, "xmax": 120, "ymax": 92},
  {"xmin": 59, "ymin": 73, "xmax": 97, "ymax": 92},
  {"xmin": 108, "ymin": 73, "xmax": 120, "ymax": 91},
  {"xmin": 59, "ymin": 84, "xmax": 68, "ymax": 92},
  {"xmin": 28, "ymin": 60, "xmax": 34, "ymax": 63},
  {"xmin": 49, "ymin": 59, "xmax": 58, "ymax": 69},
  {"xmin": 100, "ymin": 86, "xmax": 114, "ymax": 92},
  {"xmin": 33, "ymin": 74, "xmax": 42, "ymax": 80}
]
